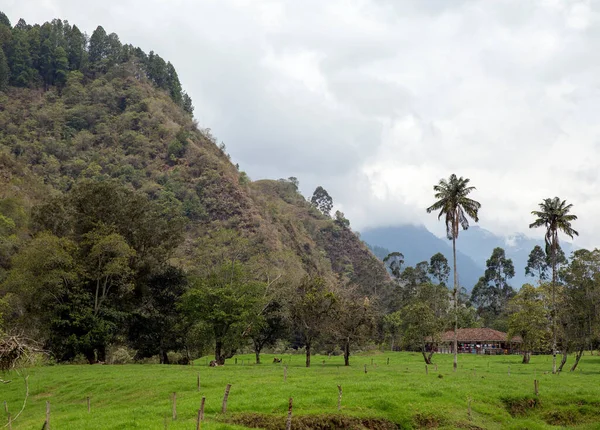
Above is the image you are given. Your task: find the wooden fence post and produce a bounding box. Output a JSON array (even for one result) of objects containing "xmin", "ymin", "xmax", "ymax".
[
  {"xmin": 364, "ymin": 364, "xmax": 367, "ymax": 374},
  {"xmin": 172, "ymin": 392, "xmax": 177, "ymax": 420},
  {"xmin": 7, "ymin": 412, "xmax": 11, "ymax": 430},
  {"xmin": 425, "ymin": 365, "xmax": 428, "ymax": 375},
  {"xmin": 284, "ymin": 366, "xmax": 288, "ymax": 382},
  {"xmin": 45, "ymin": 401, "xmax": 50, "ymax": 430},
  {"xmin": 200, "ymin": 396, "xmax": 206, "ymax": 421},
  {"xmin": 337, "ymin": 385, "xmax": 342, "ymax": 411},
  {"xmin": 196, "ymin": 409, "xmax": 201, "ymax": 430},
  {"xmin": 285, "ymin": 397, "xmax": 293, "ymax": 430},
  {"xmin": 387, "ymin": 357, "xmax": 390, "ymax": 365},
  {"xmin": 197, "ymin": 373, "xmax": 200, "ymax": 391},
  {"xmin": 222, "ymin": 384, "xmax": 232, "ymax": 414},
  {"xmin": 87, "ymin": 396, "xmax": 91, "ymax": 413},
  {"xmin": 534, "ymin": 380, "xmax": 539, "ymax": 396}
]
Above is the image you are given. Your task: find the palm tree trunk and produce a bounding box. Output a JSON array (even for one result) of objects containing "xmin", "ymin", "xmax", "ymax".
[
  {"xmin": 551, "ymin": 240, "xmax": 557, "ymax": 375},
  {"xmin": 452, "ymin": 235, "xmax": 458, "ymax": 373}
]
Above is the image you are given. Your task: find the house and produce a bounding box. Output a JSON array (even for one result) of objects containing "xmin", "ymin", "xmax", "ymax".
[{"xmin": 438, "ymin": 328, "xmax": 522, "ymax": 355}]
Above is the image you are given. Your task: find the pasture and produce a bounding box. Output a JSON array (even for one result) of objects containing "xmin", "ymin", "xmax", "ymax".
[{"xmin": 2, "ymin": 352, "xmax": 600, "ymax": 429}]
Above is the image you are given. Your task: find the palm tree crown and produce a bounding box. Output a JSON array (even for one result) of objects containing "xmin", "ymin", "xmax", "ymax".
[
  {"xmin": 529, "ymin": 197, "xmax": 579, "ymax": 254},
  {"xmin": 426, "ymin": 174, "xmax": 481, "ymax": 239}
]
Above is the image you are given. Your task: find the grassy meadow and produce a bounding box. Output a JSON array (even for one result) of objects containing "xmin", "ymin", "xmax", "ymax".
[{"xmin": 1, "ymin": 352, "xmax": 600, "ymax": 429}]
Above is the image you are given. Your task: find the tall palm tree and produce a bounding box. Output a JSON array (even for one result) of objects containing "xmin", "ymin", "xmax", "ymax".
[
  {"xmin": 529, "ymin": 197, "xmax": 578, "ymax": 374},
  {"xmin": 426, "ymin": 174, "xmax": 481, "ymax": 372}
]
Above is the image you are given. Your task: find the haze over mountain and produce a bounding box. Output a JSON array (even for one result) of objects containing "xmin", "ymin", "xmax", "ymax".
[{"xmin": 362, "ymin": 224, "xmax": 576, "ymax": 291}]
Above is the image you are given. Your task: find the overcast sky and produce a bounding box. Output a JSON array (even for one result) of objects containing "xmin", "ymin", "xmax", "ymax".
[{"xmin": 4, "ymin": 0, "xmax": 599, "ymax": 246}]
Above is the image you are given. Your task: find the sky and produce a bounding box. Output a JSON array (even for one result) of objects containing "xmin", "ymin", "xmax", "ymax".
[{"xmin": 3, "ymin": 0, "xmax": 599, "ymax": 247}]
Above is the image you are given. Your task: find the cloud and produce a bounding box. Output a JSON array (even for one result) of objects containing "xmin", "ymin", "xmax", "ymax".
[{"xmin": 3, "ymin": 0, "xmax": 600, "ymax": 248}]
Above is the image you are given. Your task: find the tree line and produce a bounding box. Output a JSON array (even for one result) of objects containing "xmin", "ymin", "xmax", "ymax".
[{"xmin": 0, "ymin": 12, "xmax": 193, "ymax": 114}]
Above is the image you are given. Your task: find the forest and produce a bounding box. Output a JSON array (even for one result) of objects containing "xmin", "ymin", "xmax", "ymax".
[{"xmin": 0, "ymin": 11, "xmax": 598, "ymax": 380}]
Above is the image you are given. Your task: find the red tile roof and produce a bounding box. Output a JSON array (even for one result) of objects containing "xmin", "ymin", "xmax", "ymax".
[{"xmin": 441, "ymin": 328, "xmax": 522, "ymax": 343}]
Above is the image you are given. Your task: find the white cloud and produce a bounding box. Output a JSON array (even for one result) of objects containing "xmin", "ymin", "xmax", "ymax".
[{"xmin": 3, "ymin": 0, "xmax": 600, "ymax": 248}]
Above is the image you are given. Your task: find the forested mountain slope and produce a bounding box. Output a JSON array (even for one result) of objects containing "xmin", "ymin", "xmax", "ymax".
[{"xmin": 0, "ymin": 13, "xmax": 391, "ymax": 363}]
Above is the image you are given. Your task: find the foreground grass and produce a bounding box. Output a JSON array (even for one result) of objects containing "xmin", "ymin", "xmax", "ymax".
[{"xmin": 1, "ymin": 352, "xmax": 600, "ymax": 429}]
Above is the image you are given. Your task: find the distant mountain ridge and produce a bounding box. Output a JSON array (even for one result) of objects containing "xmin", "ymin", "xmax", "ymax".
[{"xmin": 361, "ymin": 224, "xmax": 576, "ymax": 291}]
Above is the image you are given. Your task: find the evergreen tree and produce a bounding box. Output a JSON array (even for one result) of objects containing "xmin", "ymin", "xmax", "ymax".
[
  {"xmin": 166, "ymin": 61, "xmax": 182, "ymax": 104},
  {"xmin": 0, "ymin": 47, "xmax": 8, "ymax": 90},
  {"xmin": 54, "ymin": 46, "xmax": 69, "ymax": 88},
  {"xmin": 66, "ymin": 25, "xmax": 86, "ymax": 70},
  {"xmin": 88, "ymin": 25, "xmax": 108, "ymax": 66}
]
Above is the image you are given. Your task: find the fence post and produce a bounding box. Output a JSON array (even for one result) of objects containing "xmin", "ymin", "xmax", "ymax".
[
  {"xmin": 364, "ymin": 364, "xmax": 367, "ymax": 374},
  {"xmin": 197, "ymin": 373, "xmax": 200, "ymax": 392},
  {"xmin": 200, "ymin": 396, "xmax": 206, "ymax": 421},
  {"xmin": 87, "ymin": 396, "xmax": 91, "ymax": 413},
  {"xmin": 284, "ymin": 366, "xmax": 288, "ymax": 382},
  {"xmin": 45, "ymin": 401, "xmax": 50, "ymax": 430},
  {"xmin": 7, "ymin": 412, "xmax": 11, "ymax": 430},
  {"xmin": 337, "ymin": 385, "xmax": 342, "ymax": 411},
  {"xmin": 285, "ymin": 397, "xmax": 293, "ymax": 430},
  {"xmin": 222, "ymin": 384, "xmax": 232, "ymax": 414},
  {"xmin": 534, "ymin": 380, "xmax": 539, "ymax": 396}
]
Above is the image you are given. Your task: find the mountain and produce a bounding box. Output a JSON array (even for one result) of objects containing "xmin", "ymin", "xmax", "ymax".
[
  {"xmin": 360, "ymin": 224, "xmax": 483, "ymax": 290},
  {"xmin": 0, "ymin": 13, "xmax": 392, "ymax": 361}
]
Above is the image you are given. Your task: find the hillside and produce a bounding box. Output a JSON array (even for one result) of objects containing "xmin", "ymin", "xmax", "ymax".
[{"xmin": 0, "ymin": 13, "xmax": 391, "ymax": 363}]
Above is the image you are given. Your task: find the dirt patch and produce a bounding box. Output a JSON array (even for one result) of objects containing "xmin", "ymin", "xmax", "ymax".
[
  {"xmin": 228, "ymin": 413, "xmax": 398, "ymax": 429},
  {"xmin": 501, "ymin": 396, "xmax": 541, "ymax": 417},
  {"xmin": 544, "ymin": 409, "xmax": 581, "ymax": 426},
  {"xmin": 413, "ymin": 412, "xmax": 448, "ymax": 428}
]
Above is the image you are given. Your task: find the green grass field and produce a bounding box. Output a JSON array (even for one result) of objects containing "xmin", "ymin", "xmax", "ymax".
[{"xmin": 1, "ymin": 351, "xmax": 600, "ymax": 429}]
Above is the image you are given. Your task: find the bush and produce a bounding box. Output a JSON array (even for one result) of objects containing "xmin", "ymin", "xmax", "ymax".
[{"xmin": 108, "ymin": 346, "xmax": 136, "ymax": 365}]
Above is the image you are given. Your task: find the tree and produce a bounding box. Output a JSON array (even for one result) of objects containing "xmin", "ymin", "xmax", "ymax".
[
  {"xmin": 383, "ymin": 252, "xmax": 404, "ymax": 279},
  {"xmin": 88, "ymin": 26, "xmax": 108, "ymax": 69},
  {"xmin": 525, "ymin": 245, "xmax": 549, "ymax": 284},
  {"xmin": 247, "ymin": 300, "xmax": 287, "ymax": 365},
  {"xmin": 288, "ymin": 276, "xmax": 336, "ymax": 367},
  {"xmin": 0, "ymin": 47, "xmax": 8, "ymax": 91},
  {"xmin": 182, "ymin": 262, "xmax": 263, "ymax": 365},
  {"xmin": 429, "ymin": 252, "xmax": 450, "ymax": 286},
  {"xmin": 507, "ymin": 284, "xmax": 548, "ymax": 364},
  {"xmin": 129, "ymin": 266, "xmax": 189, "ymax": 364},
  {"xmin": 334, "ymin": 292, "xmax": 374, "ymax": 366},
  {"xmin": 530, "ymin": 197, "xmax": 578, "ymax": 374},
  {"xmin": 426, "ymin": 174, "xmax": 480, "ymax": 372},
  {"xmin": 560, "ymin": 249, "xmax": 600, "ymax": 372},
  {"xmin": 470, "ymin": 247, "xmax": 516, "ymax": 330},
  {"xmin": 382, "ymin": 311, "xmax": 402, "ymax": 351},
  {"xmin": 399, "ymin": 282, "xmax": 450, "ymax": 364},
  {"xmin": 334, "ymin": 210, "xmax": 350, "ymax": 228},
  {"xmin": 311, "ymin": 186, "xmax": 333, "ymax": 217}
]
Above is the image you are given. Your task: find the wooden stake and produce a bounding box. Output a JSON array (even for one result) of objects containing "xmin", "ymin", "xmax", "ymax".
[
  {"xmin": 222, "ymin": 384, "xmax": 231, "ymax": 414},
  {"xmin": 284, "ymin": 366, "xmax": 288, "ymax": 382},
  {"xmin": 285, "ymin": 397, "xmax": 293, "ymax": 430},
  {"xmin": 200, "ymin": 396, "xmax": 206, "ymax": 421},
  {"xmin": 172, "ymin": 392, "xmax": 177, "ymax": 420},
  {"xmin": 45, "ymin": 401, "xmax": 50, "ymax": 430},
  {"xmin": 337, "ymin": 385, "xmax": 342, "ymax": 411},
  {"xmin": 7, "ymin": 412, "xmax": 11, "ymax": 430},
  {"xmin": 87, "ymin": 396, "xmax": 90, "ymax": 413},
  {"xmin": 534, "ymin": 380, "xmax": 539, "ymax": 396},
  {"xmin": 364, "ymin": 364, "xmax": 367, "ymax": 374},
  {"xmin": 425, "ymin": 365, "xmax": 428, "ymax": 375},
  {"xmin": 387, "ymin": 357, "xmax": 390, "ymax": 365},
  {"xmin": 196, "ymin": 409, "xmax": 201, "ymax": 430},
  {"xmin": 197, "ymin": 373, "xmax": 200, "ymax": 391}
]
